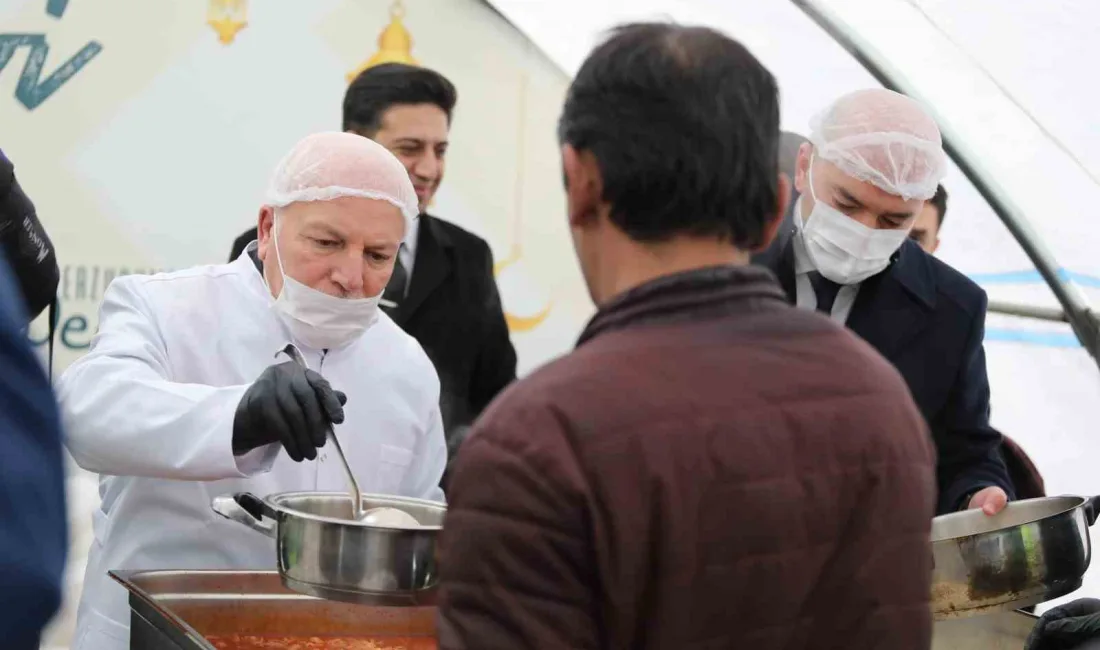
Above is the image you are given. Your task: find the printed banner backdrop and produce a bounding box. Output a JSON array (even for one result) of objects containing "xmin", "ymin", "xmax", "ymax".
[
  {"xmin": 9, "ymin": 0, "xmax": 586, "ymax": 376},
  {"xmin": 0, "ymin": 1, "xmax": 584, "ymax": 646}
]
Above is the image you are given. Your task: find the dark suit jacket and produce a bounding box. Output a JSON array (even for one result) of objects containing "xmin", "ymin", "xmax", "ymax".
[
  {"xmin": 754, "ymin": 227, "xmax": 1014, "ymax": 514},
  {"xmin": 0, "ymin": 150, "xmax": 58, "ymax": 321},
  {"xmin": 229, "ymin": 214, "xmax": 518, "ymax": 476}
]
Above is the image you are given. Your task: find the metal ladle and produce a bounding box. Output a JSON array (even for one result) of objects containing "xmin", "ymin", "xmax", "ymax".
[{"xmin": 280, "ymin": 343, "xmax": 365, "ymax": 521}]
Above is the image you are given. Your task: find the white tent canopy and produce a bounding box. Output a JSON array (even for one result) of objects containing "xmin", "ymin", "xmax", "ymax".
[
  {"xmin": 487, "ymin": 0, "xmax": 1100, "ymax": 316},
  {"xmin": 486, "ymin": 0, "xmax": 1100, "ymax": 607}
]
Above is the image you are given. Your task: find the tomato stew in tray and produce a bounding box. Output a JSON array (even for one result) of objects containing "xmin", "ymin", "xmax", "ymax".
[{"xmin": 207, "ymin": 635, "xmax": 437, "ymax": 650}]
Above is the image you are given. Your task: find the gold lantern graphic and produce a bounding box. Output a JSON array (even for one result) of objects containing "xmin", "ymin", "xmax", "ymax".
[
  {"xmin": 207, "ymin": 0, "xmax": 248, "ymax": 45},
  {"xmin": 347, "ymin": 0, "xmax": 419, "ymax": 82}
]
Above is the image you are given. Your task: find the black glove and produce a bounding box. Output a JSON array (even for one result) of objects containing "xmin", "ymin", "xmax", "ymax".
[
  {"xmin": 233, "ymin": 361, "xmax": 346, "ymax": 462},
  {"xmin": 1027, "ymin": 598, "xmax": 1100, "ymax": 650}
]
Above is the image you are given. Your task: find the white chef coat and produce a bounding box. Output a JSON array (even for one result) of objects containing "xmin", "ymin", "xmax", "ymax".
[{"xmin": 57, "ymin": 246, "xmax": 447, "ymax": 650}]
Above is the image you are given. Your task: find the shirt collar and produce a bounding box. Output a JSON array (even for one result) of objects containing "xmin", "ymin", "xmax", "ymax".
[
  {"xmin": 577, "ymin": 265, "xmax": 787, "ymax": 347},
  {"xmin": 790, "ymin": 198, "xmax": 816, "ymax": 275},
  {"xmin": 403, "ymin": 215, "xmax": 420, "ymax": 257},
  {"xmin": 237, "ymin": 240, "xmax": 277, "ymax": 303}
]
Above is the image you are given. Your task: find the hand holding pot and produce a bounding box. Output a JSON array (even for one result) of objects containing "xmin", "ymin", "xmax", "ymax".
[
  {"xmin": 1026, "ymin": 598, "xmax": 1100, "ymax": 650},
  {"xmin": 967, "ymin": 486, "xmax": 1009, "ymax": 515}
]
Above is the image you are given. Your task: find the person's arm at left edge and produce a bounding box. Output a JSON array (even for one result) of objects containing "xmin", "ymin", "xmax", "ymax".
[
  {"xmin": 468, "ymin": 239, "xmax": 517, "ymax": 416},
  {"xmin": 0, "ymin": 252, "xmax": 67, "ymax": 650},
  {"xmin": 934, "ymin": 288, "xmax": 1015, "ymax": 515},
  {"xmin": 0, "ymin": 150, "xmax": 59, "ymax": 322}
]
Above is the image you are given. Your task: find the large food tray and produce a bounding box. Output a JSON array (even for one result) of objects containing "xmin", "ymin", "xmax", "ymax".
[{"xmin": 111, "ymin": 570, "xmax": 436, "ymax": 650}]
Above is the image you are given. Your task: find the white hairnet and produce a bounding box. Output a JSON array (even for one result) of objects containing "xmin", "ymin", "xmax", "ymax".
[
  {"xmin": 265, "ymin": 131, "xmax": 418, "ymax": 230},
  {"xmin": 809, "ymin": 89, "xmax": 946, "ymax": 201}
]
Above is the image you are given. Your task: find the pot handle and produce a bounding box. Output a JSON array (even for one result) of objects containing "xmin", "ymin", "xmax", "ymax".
[
  {"xmin": 212, "ymin": 492, "xmax": 277, "ymax": 538},
  {"xmin": 1084, "ymin": 496, "xmax": 1100, "ymax": 526}
]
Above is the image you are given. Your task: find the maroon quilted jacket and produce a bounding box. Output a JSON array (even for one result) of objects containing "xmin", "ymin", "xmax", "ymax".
[{"xmin": 438, "ymin": 266, "xmax": 937, "ymax": 650}]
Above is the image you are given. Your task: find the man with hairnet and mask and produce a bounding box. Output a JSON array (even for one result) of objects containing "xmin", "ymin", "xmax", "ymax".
[
  {"xmin": 56, "ymin": 132, "xmax": 447, "ymax": 650},
  {"xmin": 755, "ymin": 88, "xmax": 1015, "ymax": 516}
]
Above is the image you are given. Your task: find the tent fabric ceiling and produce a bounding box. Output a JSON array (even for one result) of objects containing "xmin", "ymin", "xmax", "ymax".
[{"xmin": 484, "ymin": 0, "xmax": 1100, "ymax": 314}]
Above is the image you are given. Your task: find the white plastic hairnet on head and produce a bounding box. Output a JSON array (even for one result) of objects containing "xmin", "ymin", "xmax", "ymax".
[
  {"xmin": 809, "ymin": 89, "xmax": 947, "ymax": 201},
  {"xmin": 265, "ymin": 131, "xmax": 418, "ymax": 231}
]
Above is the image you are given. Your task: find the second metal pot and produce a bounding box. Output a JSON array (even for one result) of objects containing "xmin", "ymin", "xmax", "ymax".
[
  {"xmin": 931, "ymin": 495, "xmax": 1100, "ymax": 620},
  {"xmin": 212, "ymin": 491, "xmax": 445, "ymax": 605}
]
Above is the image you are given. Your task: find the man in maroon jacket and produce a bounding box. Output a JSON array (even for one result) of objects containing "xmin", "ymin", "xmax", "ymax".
[{"xmin": 437, "ymin": 23, "xmax": 938, "ymax": 650}]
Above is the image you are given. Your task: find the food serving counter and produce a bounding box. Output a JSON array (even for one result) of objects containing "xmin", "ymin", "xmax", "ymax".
[
  {"xmin": 114, "ymin": 569, "xmax": 1038, "ymax": 650},
  {"xmin": 111, "ymin": 570, "xmax": 437, "ymax": 650}
]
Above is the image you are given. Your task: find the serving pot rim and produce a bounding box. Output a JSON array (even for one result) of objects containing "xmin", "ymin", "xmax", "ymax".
[
  {"xmin": 930, "ymin": 494, "xmax": 1087, "ymax": 543},
  {"xmin": 261, "ymin": 491, "xmax": 446, "ymax": 531}
]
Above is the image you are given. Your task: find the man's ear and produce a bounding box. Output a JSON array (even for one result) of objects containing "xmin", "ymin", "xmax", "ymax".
[
  {"xmin": 752, "ymin": 172, "xmax": 792, "ymax": 253},
  {"xmin": 561, "ymin": 144, "xmax": 603, "ymax": 228},
  {"xmin": 794, "ymin": 142, "xmax": 813, "ymax": 196},
  {"xmin": 256, "ymin": 207, "xmax": 275, "ymax": 259}
]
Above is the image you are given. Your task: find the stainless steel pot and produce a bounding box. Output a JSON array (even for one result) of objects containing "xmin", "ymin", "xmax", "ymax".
[
  {"xmin": 931, "ymin": 495, "xmax": 1100, "ymax": 620},
  {"xmin": 211, "ymin": 491, "xmax": 444, "ymax": 605}
]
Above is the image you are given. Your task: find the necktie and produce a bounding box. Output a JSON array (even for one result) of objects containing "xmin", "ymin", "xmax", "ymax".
[
  {"xmin": 382, "ymin": 245, "xmax": 407, "ymax": 315},
  {"xmin": 808, "ymin": 271, "xmax": 841, "ymax": 314}
]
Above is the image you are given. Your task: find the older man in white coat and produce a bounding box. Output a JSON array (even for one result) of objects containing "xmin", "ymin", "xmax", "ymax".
[{"xmin": 57, "ymin": 132, "xmax": 447, "ymax": 650}]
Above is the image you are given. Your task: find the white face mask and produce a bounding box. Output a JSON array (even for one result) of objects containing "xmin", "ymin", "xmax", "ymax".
[
  {"xmin": 799, "ymin": 155, "xmax": 911, "ymax": 285},
  {"xmin": 268, "ymin": 213, "xmax": 382, "ymax": 350}
]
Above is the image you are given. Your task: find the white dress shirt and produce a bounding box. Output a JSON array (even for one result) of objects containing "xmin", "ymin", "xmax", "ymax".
[{"xmin": 399, "ymin": 215, "xmax": 420, "ymax": 292}]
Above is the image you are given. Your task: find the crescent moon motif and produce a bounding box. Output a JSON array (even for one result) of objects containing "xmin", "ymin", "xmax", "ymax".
[{"xmin": 494, "ymin": 251, "xmax": 552, "ymax": 333}]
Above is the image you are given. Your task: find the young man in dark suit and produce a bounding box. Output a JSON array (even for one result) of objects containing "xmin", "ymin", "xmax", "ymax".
[
  {"xmin": 230, "ymin": 65, "xmax": 516, "ymax": 481},
  {"xmin": 907, "ymin": 183, "xmax": 1046, "ymax": 501},
  {"xmin": 754, "ymin": 88, "xmax": 1015, "ymax": 516}
]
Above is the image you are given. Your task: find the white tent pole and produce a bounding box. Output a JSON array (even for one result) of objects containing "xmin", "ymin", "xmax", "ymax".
[
  {"xmin": 791, "ymin": 0, "xmax": 1100, "ymax": 367},
  {"xmin": 987, "ymin": 300, "xmax": 1067, "ymax": 324}
]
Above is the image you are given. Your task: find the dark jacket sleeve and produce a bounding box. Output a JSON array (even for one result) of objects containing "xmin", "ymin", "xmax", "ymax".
[
  {"xmin": 440, "ymin": 242, "xmax": 518, "ymax": 488},
  {"xmin": 1001, "ymin": 435, "xmax": 1045, "ymax": 499},
  {"xmin": 228, "ymin": 227, "xmax": 258, "ymax": 263},
  {"xmin": 935, "ymin": 290, "xmax": 1015, "ymax": 513},
  {"xmin": 0, "ymin": 152, "xmax": 59, "ymax": 322},
  {"xmin": 468, "ymin": 241, "xmax": 517, "ymax": 416},
  {"xmin": 437, "ymin": 403, "xmax": 598, "ymax": 650},
  {"xmin": 0, "ymin": 252, "xmax": 67, "ymax": 650}
]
